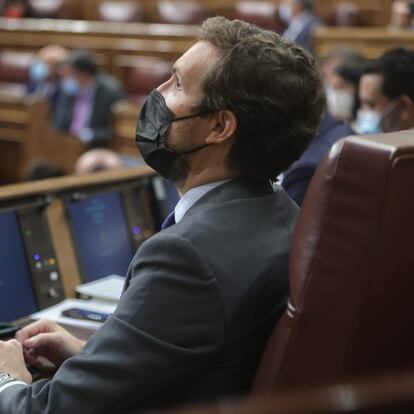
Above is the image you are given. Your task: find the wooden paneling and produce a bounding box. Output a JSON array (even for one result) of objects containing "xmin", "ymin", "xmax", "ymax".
[
  {"xmin": 0, "ymin": 18, "xmax": 196, "ymax": 73},
  {"xmin": 315, "ymin": 27, "xmax": 414, "ymax": 59},
  {"xmin": 315, "ymin": 0, "xmax": 392, "ymax": 27},
  {"xmin": 0, "ymin": 95, "xmax": 49, "ymax": 183}
]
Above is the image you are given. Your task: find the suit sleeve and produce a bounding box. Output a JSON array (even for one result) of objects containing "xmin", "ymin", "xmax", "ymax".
[{"xmin": 0, "ymin": 233, "xmax": 225, "ymax": 414}]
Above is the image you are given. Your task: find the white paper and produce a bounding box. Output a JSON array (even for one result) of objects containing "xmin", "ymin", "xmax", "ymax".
[
  {"xmin": 75, "ymin": 275, "xmax": 125, "ymax": 302},
  {"xmin": 31, "ymin": 299, "xmax": 117, "ymax": 330}
]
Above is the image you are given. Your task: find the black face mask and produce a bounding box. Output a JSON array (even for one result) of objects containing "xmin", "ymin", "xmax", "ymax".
[{"xmin": 135, "ymin": 89, "xmax": 209, "ymax": 179}]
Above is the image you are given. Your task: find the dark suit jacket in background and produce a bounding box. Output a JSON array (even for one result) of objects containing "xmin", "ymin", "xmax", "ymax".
[
  {"xmin": 0, "ymin": 178, "xmax": 298, "ymax": 414},
  {"xmin": 282, "ymin": 112, "xmax": 354, "ymax": 206},
  {"xmin": 52, "ymin": 72, "xmax": 125, "ymax": 146}
]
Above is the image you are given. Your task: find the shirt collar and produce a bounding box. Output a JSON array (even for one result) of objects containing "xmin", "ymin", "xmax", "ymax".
[{"xmin": 174, "ymin": 179, "xmax": 231, "ymax": 223}]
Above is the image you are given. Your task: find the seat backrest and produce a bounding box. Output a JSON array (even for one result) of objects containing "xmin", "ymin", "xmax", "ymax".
[
  {"xmin": 157, "ymin": 0, "xmax": 208, "ymax": 25},
  {"xmin": 0, "ymin": 50, "xmax": 33, "ymax": 84},
  {"xmin": 234, "ymin": 1, "xmax": 285, "ymax": 32},
  {"xmin": 98, "ymin": 1, "xmax": 145, "ymax": 23},
  {"xmin": 253, "ymin": 131, "xmax": 414, "ymax": 393},
  {"xmin": 118, "ymin": 56, "xmax": 172, "ymax": 105},
  {"xmin": 29, "ymin": 0, "xmax": 69, "ymax": 18}
]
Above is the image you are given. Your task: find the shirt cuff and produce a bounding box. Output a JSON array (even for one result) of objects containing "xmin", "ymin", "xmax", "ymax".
[{"xmin": 0, "ymin": 381, "xmax": 27, "ymax": 393}]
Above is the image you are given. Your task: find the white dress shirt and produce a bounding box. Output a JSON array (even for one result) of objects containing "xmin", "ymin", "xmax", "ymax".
[{"xmin": 174, "ymin": 179, "xmax": 231, "ymax": 224}]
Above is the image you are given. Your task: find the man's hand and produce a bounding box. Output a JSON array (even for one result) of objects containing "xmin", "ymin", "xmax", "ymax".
[
  {"xmin": 0, "ymin": 340, "xmax": 32, "ymax": 384},
  {"xmin": 16, "ymin": 319, "xmax": 86, "ymax": 369}
]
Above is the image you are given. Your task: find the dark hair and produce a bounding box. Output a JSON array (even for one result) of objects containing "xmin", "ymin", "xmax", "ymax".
[
  {"xmin": 334, "ymin": 54, "xmax": 366, "ymax": 118},
  {"xmin": 296, "ymin": 0, "xmax": 315, "ymax": 12},
  {"xmin": 363, "ymin": 48, "xmax": 414, "ymax": 102},
  {"xmin": 67, "ymin": 49, "xmax": 98, "ymax": 75},
  {"xmin": 195, "ymin": 17, "xmax": 326, "ymax": 180}
]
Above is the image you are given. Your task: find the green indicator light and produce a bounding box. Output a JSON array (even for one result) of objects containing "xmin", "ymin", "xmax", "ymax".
[{"xmin": 25, "ymin": 230, "xmax": 32, "ymax": 237}]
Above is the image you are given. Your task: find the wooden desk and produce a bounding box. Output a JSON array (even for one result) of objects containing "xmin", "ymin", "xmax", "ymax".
[
  {"xmin": 0, "ymin": 94, "xmax": 48, "ymax": 184},
  {"xmin": 315, "ymin": 27, "xmax": 414, "ymax": 59},
  {"xmin": 0, "ymin": 167, "xmax": 155, "ymax": 296}
]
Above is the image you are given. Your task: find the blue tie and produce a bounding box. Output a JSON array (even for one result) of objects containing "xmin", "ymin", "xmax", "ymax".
[{"xmin": 161, "ymin": 211, "xmax": 176, "ymax": 230}]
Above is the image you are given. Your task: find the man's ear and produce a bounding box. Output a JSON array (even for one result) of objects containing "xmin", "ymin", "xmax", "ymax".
[{"xmin": 206, "ymin": 110, "xmax": 237, "ymax": 144}]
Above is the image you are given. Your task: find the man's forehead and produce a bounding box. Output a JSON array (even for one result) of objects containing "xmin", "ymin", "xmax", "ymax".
[{"xmin": 174, "ymin": 40, "xmax": 219, "ymax": 80}]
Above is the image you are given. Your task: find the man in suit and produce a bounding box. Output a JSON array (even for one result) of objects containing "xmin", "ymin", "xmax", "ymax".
[
  {"xmin": 356, "ymin": 48, "xmax": 414, "ymax": 134},
  {"xmin": 279, "ymin": 0, "xmax": 321, "ymax": 52},
  {"xmin": 0, "ymin": 17, "xmax": 325, "ymax": 413},
  {"xmin": 282, "ymin": 112, "xmax": 354, "ymax": 206},
  {"xmin": 52, "ymin": 49, "xmax": 125, "ymax": 146}
]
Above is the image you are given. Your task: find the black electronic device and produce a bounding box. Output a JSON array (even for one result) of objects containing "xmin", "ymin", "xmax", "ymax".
[
  {"xmin": 61, "ymin": 307, "xmax": 110, "ymax": 323},
  {"xmin": 18, "ymin": 207, "xmax": 65, "ymax": 310},
  {"xmin": 65, "ymin": 181, "xmax": 156, "ymax": 283},
  {"xmin": 0, "ymin": 204, "xmax": 64, "ymax": 322}
]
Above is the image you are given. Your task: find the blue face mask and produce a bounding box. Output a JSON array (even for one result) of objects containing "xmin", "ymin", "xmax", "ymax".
[
  {"xmin": 29, "ymin": 60, "xmax": 49, "ymax": 83},
  {"xmin": 355, "ymin": 109, "xmax": 382, "ymax": 134},
  {"xmin": 279, "ymin": 2, "xmax": 292, "ymax": 23},
  {"xmin": 62, "ymin": 77, "xmax": 81, "ymax": 96}
]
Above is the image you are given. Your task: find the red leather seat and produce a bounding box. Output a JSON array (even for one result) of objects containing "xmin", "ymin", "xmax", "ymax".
[
  {"xmin": 0, "ymin": 50, "xmax": 33, "ymax": 96},
  {"xmin": 253, "ymin": 131, "xmax": 414, "ymax": 393},
  {"xmin": 234, "ymin": 1, "xmax": 285, "ymax": 32},
  {"xmin": 98, "ymin": 1, "xmax": 145, "ymax": 23},
  {"xmin": 157, "ymin": 0, "xmax": 208, "ymax": 25},
  {"xmin": 28, "ymin": 0, "xmax": 69, "ymax": 19},
  {"xmin": 118, "ymin": 56, "xmax": 172, "ymax": 105}
]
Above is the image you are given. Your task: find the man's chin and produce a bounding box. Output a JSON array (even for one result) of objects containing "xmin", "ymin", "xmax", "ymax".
[{"xmin": 169, "ymin": 156, "xmax": 190, "ymax": 184}]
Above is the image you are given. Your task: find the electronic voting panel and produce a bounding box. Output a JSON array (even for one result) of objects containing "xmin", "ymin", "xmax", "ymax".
[
  {"xmin": 64, "ymin": 179, "xmax": 156, "ymax": 283},
  {"xmin": 0, "ymin": 202, "xmax": 65, "ymax": 322}
]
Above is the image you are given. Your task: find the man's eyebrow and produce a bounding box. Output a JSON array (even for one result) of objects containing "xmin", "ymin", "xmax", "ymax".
[{"xmin": 172, "ymin": 66, "xmax": 183, "ymax": 83}]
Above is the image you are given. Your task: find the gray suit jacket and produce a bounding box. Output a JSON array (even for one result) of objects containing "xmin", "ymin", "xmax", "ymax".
[
  {"xmin": 52, "ymin": 72, "xmax": 125, "ymax": 146},
  {"xmin": 0, "ymin": 178, "xmax": 298, "ymax": 414}
]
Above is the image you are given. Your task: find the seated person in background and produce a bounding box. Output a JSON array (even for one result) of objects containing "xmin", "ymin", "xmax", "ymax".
[
  {"xmin": 52, "ymin": 49, "xmax": 125, "ymax": 147},
  {"xmin": 388, "ymin": 0, "xmax": 413, "ymax": 30},
  {"xmin": 27, "ymin": 45, "xmax": 68, "ymax": 106},
  {"xmin": 74, "ymin": 149, "xmax": 145, "ymax": 175},
  {"xmin": 74, "ymin": 148, "xmax": 125, "ymax": 174},
  {"xmin": 357, "ymin": 48, "xmax": 414, "ymax": 134},
  {"xmin": 2, "ymin": 0, "xmax": 31, "ymax": 18},
  {"xmin": 278, "ymin": 0, "xmax": 321, "ymax": 52},
  {"xmin": 326, "ymin": 53, "xmax": 366, "ymax": 127},
  {"xmin": 282, "ymin": 47, "xmax": 360, "ymax": 206},
  {"xmin": 282, "ymin": 112, "xmax": 353, "ymax": 206},
  {"xmin": 0, "ymin": 17, "xmax": 325, "ymax": 413}
]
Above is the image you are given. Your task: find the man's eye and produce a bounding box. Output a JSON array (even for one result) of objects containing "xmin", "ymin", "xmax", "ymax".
[{"xmin": 175, "ymin": 78, "xmax": 182, "ymax": 89}]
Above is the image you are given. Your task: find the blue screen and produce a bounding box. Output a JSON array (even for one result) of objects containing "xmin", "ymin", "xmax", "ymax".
[
  {"xmin": 0, "ymin": 211, "xmax": 38, "ymax": 322},
  {"xmin": 66, "ymin": 191, "xmax": 134, "ymax": 282}
]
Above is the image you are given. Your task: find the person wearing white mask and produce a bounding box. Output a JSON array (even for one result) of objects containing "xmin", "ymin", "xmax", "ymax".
[
  {"xmin": 278, "ymin": 0, "xmax": 321, "ymax": 52},
  {"xmin": 326, "ymin": 54, "xmax": 366, "ymax": 125},
  {"xmin": 27, "ymin": 45, "xmax": 68, "ymax": 105},
  {"xmin": 357, "ymin": 48, "xmax": 414, "ymax": 134}
]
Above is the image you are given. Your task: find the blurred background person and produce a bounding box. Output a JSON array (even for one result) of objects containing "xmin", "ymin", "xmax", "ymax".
[
  {"xmin": 27, "ymin": 45, "xmax": 68, "ymax": 106},
  {"xmin": 52, "ymin": 49, "xmax": 125, "ymax": 147},
  {"xmin": 388, "ymin": 0, "xmax": 413, "ymax": 30},
  {"xmin": 278, "ymin": 0, "xmax": 321, "ymax": 52},
  {"xmin": 357, "ymin": 48, "xmax": 414, "ymax": 134},
  {"xmin": 325, "ymin": 53, "xmax": 366, "ymax": 126},
  {"xmin": 2, "ymin": 0, "xmax": 32, "ymax": 18}
]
